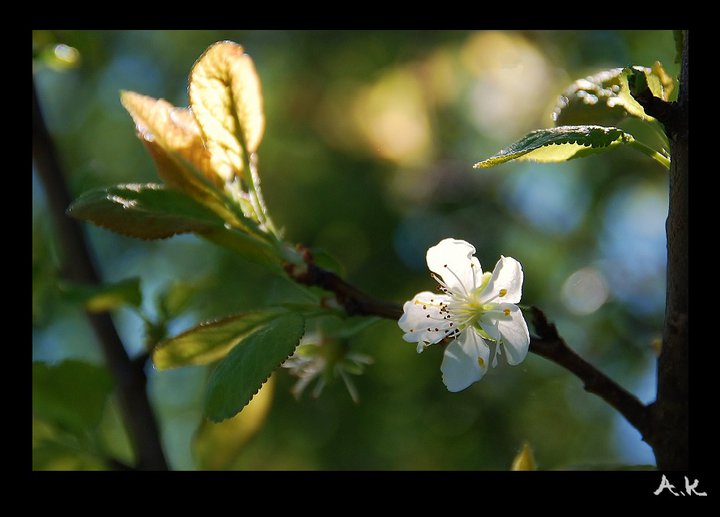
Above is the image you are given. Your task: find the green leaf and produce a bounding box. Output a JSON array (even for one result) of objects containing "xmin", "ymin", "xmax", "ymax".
[
  {"xmin": 67, "ymin": 183, "xmax": 226, "ymax": 240},
  {"xmin": 58, "ymin": 277, "xmax": 142, "ymax": 313},
  {"xmin": 205, "ymin": 313, "xmax": 305, "ymax": 421},
  {"xmin": 158, "ymin": 280, "xmax": 198, "ymax": 319},
  {"xmin": 201, "ymin": 225, "xmax": 282, "ymax": 268},
  {"xmin": 473, "ymin": 126, "xmax": 633, "ymax": 169},
  {"xmin": 552, "ymin": 65, "xmax": 675, "ymax": 127},
  {"xmin": 193, "ymin": 375, "xmax": 275, "ymax": 469},
  {"xmin": 69, "ymin": 183, "xmax": 282, "ymax": 266},
  {"xmin": 33, "ymin": 360, "xmax": 114, "ymax": 434},
  {"xmin": 629, "ymin": 63, "xmax": 674, "ymax": 107},
  {"xmin": 152, "ymin": 308, "xmax": 291, "ymax": 369},
  {"xmin": 33, "ymin": 419, "xmax": 108, "ymax": 471}
]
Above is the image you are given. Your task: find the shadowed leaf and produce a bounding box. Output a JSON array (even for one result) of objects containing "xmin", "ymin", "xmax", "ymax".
[
  {"xmin": 205, "ymin": 313, "xmax": 305, "ymax": 422},
  {"xmin": 68, "ymin": 183, "xmax": 226, "ymax": 239},
  {"xmin": 33, "ymin": 424, "xmax": 108, "ymax": 471},
  {"xmin": 69, "ymin": 183, "xmax": 282, "ymax": 266},
  {"xmin": 33, "ymin": 360, "xmax": 114, "ymax": 434},
  {"xmin": 193, "ymin": 376, "xmax": 275, "ymax": 469}
]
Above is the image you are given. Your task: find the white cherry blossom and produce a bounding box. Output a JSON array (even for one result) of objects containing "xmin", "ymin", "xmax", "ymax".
[{"xmin": 398, "ymin": 238, "xmax": 530, "ymax": 391}]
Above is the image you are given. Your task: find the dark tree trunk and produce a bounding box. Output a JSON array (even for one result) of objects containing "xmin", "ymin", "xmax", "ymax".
[
  {"xmin": 33, "ymin": 82, "xmax": 169, "ymax": 470},
  {"xmin": 645, "ymin": 31, "xmax": 689, "ymax": 470}
]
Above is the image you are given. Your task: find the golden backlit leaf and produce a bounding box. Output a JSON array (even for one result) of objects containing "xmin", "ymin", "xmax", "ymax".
[
  {"xmin": 120, "ymin": 91, "xmax": 220, "ymax": 190},
  {"xmin": 510, "ymin": 441, "xmax": 537, "ymax": 471},
  {"xmin": 188, "ymin": 41, "xmax": 265, "ymax": 181},
  {"xmin": 650, "ymin": 61, "xmax": 675, "ymax": 102},
  {"xmin": 152, "ymin": 308, "xmax": 289, "ymax": 369},
  {"xmin": 193, "ymin": 376, "xmax": 275, "ymax": 470}
]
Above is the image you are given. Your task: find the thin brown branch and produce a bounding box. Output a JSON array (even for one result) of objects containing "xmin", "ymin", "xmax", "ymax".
[
  {"xmin": 33, "ymin": 81, "xmax": 168, "ymax": 470},
  {"xmin": 291, "ymin": 262, "xmax": 403, "ymax": 320},
  {"xmin": 288, "ymin": 254, "xmax": 651, "ymax": 438},
  {"xmin": 527, "ymin": 307, "xmax": 652, "ymax": 440}
]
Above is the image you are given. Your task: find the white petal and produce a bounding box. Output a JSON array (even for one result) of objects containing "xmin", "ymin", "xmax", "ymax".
[
  {"xmin": 479, "ymin": 256, "xmax": 523, "ymax": 304},
  {"xmin": 496, "ymin": 305, "xmax": 530, "ymax": 366},
  {"xmin": 398, "ymin": 291, "xmax": 453, "ymax": 345},
  {"xmin": 426, "ymin": 238, "xmax": 482, "ymax": 295},
  {"xmin": 478, "ymin": 314, "xmax": 501, "ymax": 341},
  {"xmin": 440, "ymin": 328, "xmax": 490, "ymax": 392}
]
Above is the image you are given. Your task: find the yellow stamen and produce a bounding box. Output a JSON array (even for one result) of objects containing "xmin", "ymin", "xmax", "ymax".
[
  {"xmin": 499, "ymin": 288, "xmax": 508, "ymax": 297},
  {"xmin": 478, "ymin": 357, "xmax": 486, "ymax": 368},
  {"xmin": 503, "ymin": 308, "xmax": 511, "ymax": 316}
]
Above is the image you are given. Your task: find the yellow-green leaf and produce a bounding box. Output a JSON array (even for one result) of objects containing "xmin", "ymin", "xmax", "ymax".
[
  {"xmin": 152, "ymin": 308, "xmax": 290, "ymax": 369},
  {"xmin": 33, "ymin": 360, "xmax": 114, "ymax": 434},
  {"xmin": 552, "ymin": 64, "xmax": 675, "ymax": 127},
  {"xmin": 649, "ymin": 62, "xmax": 675, "ymax": 101},
  {"xmin": 58, "ymin": 277, "xmax": 142, "ymax": 313},
  {"xmin": 193, "ymin": 376, "xmax": 275, "ymax": 470},
  {"xmin": 474, "ymin": 125, "xmax": 633, "ymax": 169},
  {"xmin": 510, "ymin": 441, "xmax": 537, "ymax": 471},
  {"xmin": 188, "ymin": 41, "xmax": 265, "ymax": 181}
]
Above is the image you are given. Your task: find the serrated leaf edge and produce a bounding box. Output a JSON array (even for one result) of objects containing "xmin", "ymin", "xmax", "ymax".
[{"xmin": 206, "ymin": 314, "xmax": 305, "ymax": 422}]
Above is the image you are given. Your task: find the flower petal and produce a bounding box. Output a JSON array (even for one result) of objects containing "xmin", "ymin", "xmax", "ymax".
[
  {"xmin": 478, "ymin": 315, "xmax": 502, "ymax": 342},
  {"xmin": 479, "ymin": 256, "xmax": 523, "ymax": 304},
  {"xmin": 398, "ymin": 292, "xmax": 453, "ymax": 346},
  {"xmin": 440, "ymin": 328, "xmax": 490, "ymax": 392},
  {"xmin": 496, "ymin": 304, "xmax": 530, "ymax": 365},
  {"xmin": 426, "ymin": 238, "xmax": 482, "ymax": 296}
]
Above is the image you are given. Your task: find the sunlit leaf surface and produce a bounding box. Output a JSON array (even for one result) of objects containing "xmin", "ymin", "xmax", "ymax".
[
  {"xmin": 189, "ymin": 41, "xmax": 265, "ymax": 180},
  {"xmin": 474, "ymin": 126, "xmax": 633, "ymax": 169}
]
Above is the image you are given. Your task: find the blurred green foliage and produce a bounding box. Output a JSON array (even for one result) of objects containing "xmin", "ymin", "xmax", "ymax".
[{"xmin": 32, "ymin": 30, "xmax": 677, "ymax": 470}]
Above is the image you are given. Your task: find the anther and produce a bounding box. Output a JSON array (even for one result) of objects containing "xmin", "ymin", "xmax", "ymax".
[
  {"xmin": 499, "ymin": 288, "xmax": 508, "ymax": 297},
  {"xmin": 503, "ymin": 308, "xmax": 511, "ymax": 316}
]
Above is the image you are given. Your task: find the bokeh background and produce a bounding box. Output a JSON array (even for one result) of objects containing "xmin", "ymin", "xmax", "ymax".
[{"xmin": 32, "ymin": 30, "xmax": 677, "ymax": 470}]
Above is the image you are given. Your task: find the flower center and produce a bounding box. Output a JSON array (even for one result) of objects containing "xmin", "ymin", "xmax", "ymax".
[{"xmin": 424, "ymin": 263, "xmax": 509, "ymax": 342}]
